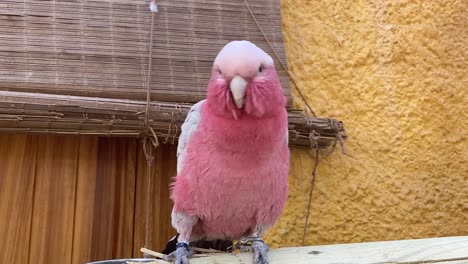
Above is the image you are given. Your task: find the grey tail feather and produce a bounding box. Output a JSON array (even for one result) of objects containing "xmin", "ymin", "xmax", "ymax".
[{"xmin": 161, "ymin": 234, "xmax": 179, "ymax": 255}]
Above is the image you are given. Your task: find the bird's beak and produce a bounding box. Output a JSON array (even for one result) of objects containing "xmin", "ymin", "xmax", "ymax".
[{"xmin": 230, "ymin": 75, "xmax": 248, "ymax": 109}]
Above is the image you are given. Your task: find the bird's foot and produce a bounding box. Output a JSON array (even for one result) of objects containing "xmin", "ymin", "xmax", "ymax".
[
  {"xmin": 232, "ymin": 237, "xmax": 269, "ymax": 264},
  {"xmin": 163, "ymin": 242, "xmax": 193, "ymax": 264},
  {"xmin": 231, "ymin": 236, "xmax": 261, "ymax": 252},
  {"xmin": 252, "ymin": 239, "xmax": 269, "ymax": 264}
]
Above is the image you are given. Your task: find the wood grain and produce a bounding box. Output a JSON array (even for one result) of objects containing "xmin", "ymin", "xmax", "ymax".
[
  {"xmin": 186, "ymin": 236, "xmax": 468, "ymax": 264},
  {"xmin": 72, "ymin": 136, "xmax": 99, "ymax": 264},
  {"xmin": 0, "ymin": 134, "xmax": 37, "ymax": 264},
  {"xmin": 0, "ymin": 134, "xmax": 180, "ymax": 263},
  {"xmin": 133, "ymin": 143, "xmax": 177, "ymax": 257},
  {"xmin": 28, "ymin": 135, "xmax": 79, "ymax": 264},
  {"xmin": 89, "ymin": 138, "xmax": 138, "ymax": 261}
]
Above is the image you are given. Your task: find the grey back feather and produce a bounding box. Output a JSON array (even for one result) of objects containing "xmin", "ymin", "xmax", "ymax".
[{"xmin": 177, "ymin": 100, "xmax": 205, "ymax": 173}]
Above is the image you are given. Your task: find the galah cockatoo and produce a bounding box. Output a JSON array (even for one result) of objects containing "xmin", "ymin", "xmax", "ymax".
[{"xmin": 166, "ymin": 40, "xmax": 290, "ymax": 264}]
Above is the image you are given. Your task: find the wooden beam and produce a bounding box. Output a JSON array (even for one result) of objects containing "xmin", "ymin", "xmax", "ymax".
[{"xmin": 133, "ymin": 236, "xmax": 468, "ymax": 264}]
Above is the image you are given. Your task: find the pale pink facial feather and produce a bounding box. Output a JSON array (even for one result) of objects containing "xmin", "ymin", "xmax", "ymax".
[{"xmin": 207, "ymin": 40, "xmax": 286, "ymax": 119}]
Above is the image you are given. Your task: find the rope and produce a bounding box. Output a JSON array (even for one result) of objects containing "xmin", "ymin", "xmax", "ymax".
[
  {"xmin": 142, "ymin": 3, "xmax": 160, "ymax": 162},
  {"xmin": 302, "ymin": 148, "xmax": 320, "ymax": 245},
  {"xmin": 142, "ymin": 1, "xmax": 159, "ymax": 251},
  {"xmin": 144, "ymin": 140, "xmax": 153, "ymax": 250},
  {"xmin": 243, "ymin": 0, "xmax": 317, "ymax": 117},
  {"xmin": 163, "ymin": 112, "xmax": 180, "ymax": 144},
  {"xmin": 242, "ymin": 1, "xmax": 331, "ymax": 245},
  {"xmin": 331, "ymin": 119, "xmax": 346, "ymax": 154}
]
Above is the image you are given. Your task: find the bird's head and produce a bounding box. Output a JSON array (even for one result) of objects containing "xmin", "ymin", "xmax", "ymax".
[{"xmin": 206, "ymin": 40, "xmax": 286, "ymax": 119}]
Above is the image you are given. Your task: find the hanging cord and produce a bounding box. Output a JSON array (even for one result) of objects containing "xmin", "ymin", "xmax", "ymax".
[
  {"xmin": 242, "ymin": 0, "xmax": 327, "ymax": 245},
  {"xmin": 244, "ymin": 0, "xmax": 347, "ymax": 156},
  {"xmin": 243, "ymin": 0, "xmax": 316, "ymax": 117},
  {"xmin": 331, "ymin": 119, "xmax": 346, "ymax": 155},
  {"xmin": 141, "ymin": 1, "xmax": 159, "ymax": 252},
  {"xmin": 302, "ymin": 148, "xmax": 320, "ymax": 245},
  {"xmin": 143, "ymin": 2, "xmax": 160, "ymax": 155}
]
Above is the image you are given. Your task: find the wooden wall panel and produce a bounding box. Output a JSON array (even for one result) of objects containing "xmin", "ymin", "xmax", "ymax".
[
  {"xmin": 154, "ymin": 144, "xmax": 178, "ymax": 251},
  {"xmin": 72, "ymin": 137, "xmax": 99, "ymax": 264},
  {"xmin": 0, "ymin": 134, "xmax": 176, "ymax": 263},
  {"xmin": 29, "ymin": 136, "xmax": 79, "ymax": 264},
  {"xmin": 89, "ymin": 138, "xmax": 138, "ymax": 261},
  {"xmin": 133, "ymin": 143, "xmax": 177, "ymax": 256},
  {"xmin": 0, "ymin": 135, "xmax": 37, "ymax": 264}
]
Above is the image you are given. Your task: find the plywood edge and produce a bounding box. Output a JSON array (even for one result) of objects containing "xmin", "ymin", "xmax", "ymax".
[{"xmin": 178, "ymin": 236, "xmax": 468, "ymax": 264}]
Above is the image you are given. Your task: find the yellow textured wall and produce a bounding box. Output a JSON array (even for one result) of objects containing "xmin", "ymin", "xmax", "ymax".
[{"xmin": 266, "ymin": 0, "xmax": 468, "ymax": 247}]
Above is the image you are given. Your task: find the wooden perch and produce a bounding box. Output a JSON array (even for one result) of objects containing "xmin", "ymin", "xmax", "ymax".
[
  {"xmin": 140, "ymin": 248, "xmax": 165, "ymax": 260},
  {"xmin": 139, "ymin": 236, "xmax": 468, "ymax": 264}
]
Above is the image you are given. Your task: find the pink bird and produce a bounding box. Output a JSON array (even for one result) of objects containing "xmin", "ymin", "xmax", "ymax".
[{"xmin": 165, "ymin": 40, "xmax": 290, "ymax": 264}]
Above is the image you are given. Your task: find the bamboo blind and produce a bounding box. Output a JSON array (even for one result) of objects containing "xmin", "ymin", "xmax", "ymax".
[
  {"xmin": 0, "ymin": 0, "xmax": 346, "ymax": 149},
  {"xmin": 0, "ymin": 91, "xmax": 346, "ymax": 149},
  {"xmin": 0, "ymin": 0, "xmax": 290, "ymax": 103}
]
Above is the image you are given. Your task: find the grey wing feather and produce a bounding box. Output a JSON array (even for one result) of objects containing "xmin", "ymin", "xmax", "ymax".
[{"xmin": 177, "ymin": 100, "xmax": 205, "ymax": 174}]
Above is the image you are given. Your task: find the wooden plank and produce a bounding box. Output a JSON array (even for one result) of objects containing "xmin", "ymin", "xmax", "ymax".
[
  {"xmin": 71, "ymin": 136, "xmax": 99, "ymax": 264},
  {"xmin": 133, "ymin": 143, "xmax": 177, "ymax": 257},
  {"xmin": 185, "ymin": 236, "xmax": 468, "ymax": 264},
  {"xmin": 29, "ymin": 135, "xmax": 79, "ymax": 264},
  {"xmin": 154, "ymin": 144, "xmax": 178, "ymax": 252},
  {"xmin": 89, "ymin": 138, "xmax": 137, "ymax": 261},
  {"xmin": 0, "ymin": 134, "xmax": 37, "ymax": 264}
]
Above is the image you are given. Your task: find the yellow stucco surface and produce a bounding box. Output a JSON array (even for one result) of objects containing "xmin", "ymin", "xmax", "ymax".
[{"xmin": 266, "ymin": 0, "xmax": 467, "ymax": 247}]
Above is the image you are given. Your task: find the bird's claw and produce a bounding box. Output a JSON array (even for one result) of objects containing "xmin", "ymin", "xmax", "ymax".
[
  {"xmin": 252, "ymin": 240, "xmax": 269, "ymax": 264},
  {"xmin": 164, "ymin": 243, "xmax": 193, "ymax": 264},
  {"xmin": 238, "ymin": 244, "xmax": 253, "ymax": 253},
  {"xmin": 230, "ymin": 237, "xmax": 269, "ymax": 264}
]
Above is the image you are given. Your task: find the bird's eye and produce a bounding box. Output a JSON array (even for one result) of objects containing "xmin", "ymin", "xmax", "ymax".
[
  {"xmin": 216, "ymin": 69, "xmax": 222, "ymax": 75},
  {"xmin": 258, "ymin": 65, "xmax": 263, "ymax": 73}
]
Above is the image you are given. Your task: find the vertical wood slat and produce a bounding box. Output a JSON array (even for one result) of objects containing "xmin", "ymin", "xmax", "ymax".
[
  {"xmin": 29, "ymin": 136, "xmax": 79, "ymax": 264},
  {"xmin": 0, "ymin": 134, "xmax": 177, "ymax": 263},
  {"xmin": 0, "ymin": 135, "xmax": 37, "ymax": 264},
  {"xmin": 133, "ymin": 143, "xmax": 177, "ymax": 256},
  {"xmin": 89, "ymin": 138, "xmax": 138, "ymax": 261},
  {"xmin": 155, "ymin": 144, "xmax": 177, "ymax": 252},
  {"xmin": 72, "ymin": 137, "xmax": 99, "ymax": 264}
]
